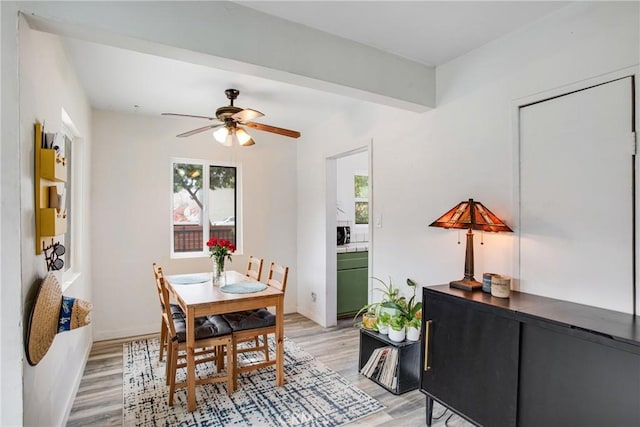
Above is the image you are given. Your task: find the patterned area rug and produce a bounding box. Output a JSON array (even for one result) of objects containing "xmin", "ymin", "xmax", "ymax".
[{"xmin": 123, "ymin": 337, "xmax": 384, "ymax": 426}]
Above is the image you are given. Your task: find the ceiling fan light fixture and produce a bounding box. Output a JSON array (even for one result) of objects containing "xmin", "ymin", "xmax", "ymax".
[
  {"xmin": 165, "ymin": 88, "xmax": 300, "ymax": 145},
  {"xmin": 223, "ymin": 131, "xmax": 234, "ymax": 147},
  {"xmin": 213, "ymin": 126, "xmax": 229, "ymax": 143},
  {"xmin": 239, "ymin": 137, "xmax": 255, "ymax": 147},
  {"xmin": 235, "ymin": 127, "xmax": 253, "ymax": 146}
]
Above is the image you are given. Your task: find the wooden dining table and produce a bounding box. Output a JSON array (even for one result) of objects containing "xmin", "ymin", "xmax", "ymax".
[{"xmin": 165, "ymin": 270, "xmax": 285, "ymax": 412}]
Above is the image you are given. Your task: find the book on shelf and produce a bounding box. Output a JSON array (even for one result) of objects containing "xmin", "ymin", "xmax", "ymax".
[
  {"xmin": 361, "ymin": 346, "xmax": 390, "ymax": 378},
  {"xmin": 360, "ymin": 347, "xmax": 382, "ymax": 376},
  {"xmin": 361, "ymin": 346, "xmax": 399, "ymax": 389},
  {"xmin": 380, "ymin": 347, "xmax": 398, "ymax": 387}
]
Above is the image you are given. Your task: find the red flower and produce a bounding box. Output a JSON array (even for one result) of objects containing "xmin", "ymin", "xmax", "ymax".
[{"xmin": 207, "ymin": 236, "xmax": 235, "ymax": 263}]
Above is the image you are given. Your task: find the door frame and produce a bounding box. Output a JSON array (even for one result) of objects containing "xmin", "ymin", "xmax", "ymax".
[
  {"xmin": 511, "ymin": 66, "xmax": 640, "ymax": 314},
  {"xmin": 326, "ymin": 140, "xmax": 373, "ymax": 326}
]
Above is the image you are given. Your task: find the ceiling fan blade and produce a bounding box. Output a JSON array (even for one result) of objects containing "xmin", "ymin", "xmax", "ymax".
[
  {"xmin": 244, "ymin": 122, "xmax": 301, "ymax": 139},
  {"xmin": 232, "ymin": 108, "xmax": 264, "ymax": 123},
  {"xmin": 176, "ymin": 124, "xmax": 223, "ymax": 138},
  {"xmin": 162, "ymin": 112, "xmax": 217, "ymax": 121}
]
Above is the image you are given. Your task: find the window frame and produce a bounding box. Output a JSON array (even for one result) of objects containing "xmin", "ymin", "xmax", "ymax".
[
  {"xmin": 170, "ymin": 157, "xmax": 243, "ymax": 259},
  {"xmin": 60, "ymin": 114, "xmax": 83, "ymax": 290},
  {"xmin": 353, "ymin": 170, "xmax": 369, "ymax": 226}
]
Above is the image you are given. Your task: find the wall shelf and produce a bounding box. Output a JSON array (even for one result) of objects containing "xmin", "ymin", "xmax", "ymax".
[
  {"xmin": 40, "ymin": 148, "xmax": 67, "ymax": 182},
  {"xmin": 40, "ymin": 208, "xmax": 67, "ymax": 237},
  {"xmin": 35, "ymin": 122, "xmax": 67, "ymax": 254}
]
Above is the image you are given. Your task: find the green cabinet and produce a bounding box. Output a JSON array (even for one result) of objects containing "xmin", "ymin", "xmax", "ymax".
[{"xmin": 337, "ymin": 251, "xmax": 368, "ymax": 316}]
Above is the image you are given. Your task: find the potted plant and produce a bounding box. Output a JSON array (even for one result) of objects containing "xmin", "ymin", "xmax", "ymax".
[
  {"xmin": 406, "ymin": 316, "xmax": 421, "ymax": 341},
  {"xmin": 377, "ymin": 312, "xmax": 391, "ymax": 335},
  {"xmin": 402, "ymin": 278, "xmax": 423, "ymax": 320},
  {"xmin": 388, "ymin": 315, "xmax": 407, "ymax": 342},
  {"xmin": 361, "ymin": 309, "xmax": 378, "ymax": 330},
  {"xmin": 354, "ymin": 276, "xmax": 408, "ymax": 326},
  {"xmin": 373, "ymin": 277, "xmax": 407, "ymax": 317}
]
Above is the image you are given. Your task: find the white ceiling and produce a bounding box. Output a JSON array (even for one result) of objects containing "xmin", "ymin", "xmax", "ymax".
[
  {"xmin": 237, "ymin": 1, "xmax": 568, "ymax": 67},
  {"xmin": 61, "ymin": 1, "xmax": 569, "ymax": 134}
]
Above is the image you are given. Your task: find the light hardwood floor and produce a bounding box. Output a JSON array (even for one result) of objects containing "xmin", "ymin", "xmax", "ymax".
[{"xmin": 68, "ymin": 313, "xmax": 471, "ymax": 426}]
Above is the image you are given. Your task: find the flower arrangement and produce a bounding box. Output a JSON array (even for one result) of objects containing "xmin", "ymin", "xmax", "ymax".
[{"xmin": 206, "ymin": 237, "xmax": 236, "ymax": 264}]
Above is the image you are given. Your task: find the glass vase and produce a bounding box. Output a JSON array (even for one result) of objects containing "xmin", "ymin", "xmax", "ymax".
[{"xmin": 213, "ymin": 258, "xmax": 225, "ymax": 286}]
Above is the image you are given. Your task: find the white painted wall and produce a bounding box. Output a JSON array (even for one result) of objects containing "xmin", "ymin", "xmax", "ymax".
[
  {"xmin": 19, "ymin": 20, "xmax": 93, "ymax": 427},
  {"xmin": 297, "ymin": 2, "xmax": 640, "ymax": 327},
  {"xmin": 90, "ymin": 111, "xmax": 297, "ymax": 340},
  {"xmin": 1, "ymin": 3, "xmax": 24, "ymax": 425}
]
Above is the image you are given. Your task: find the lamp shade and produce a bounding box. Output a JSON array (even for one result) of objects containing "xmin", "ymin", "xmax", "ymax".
[
  {"xmin": 235, "ymin": 127, "xmax": 255, "ymax": 146},
  {"xmin": 213, "ymin": 126, "xmax": 230, "ymax": 144},
  {"xmin": 430, "ymin": 198, "xmax": 512, "ymax": 291},
  {"xmin": 429, "ymin": 199, "xmax": 512, "ymax": 232}
]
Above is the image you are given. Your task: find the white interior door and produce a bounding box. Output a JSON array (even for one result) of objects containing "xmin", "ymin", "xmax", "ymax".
[{"xmin": 519, "ymin": 77, "xmax": 635, "ymax": 314}]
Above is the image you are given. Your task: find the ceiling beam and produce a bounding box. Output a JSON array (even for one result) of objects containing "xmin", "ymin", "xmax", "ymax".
[{"xmin": 20, "ymin": 1, "xmax": 434, "ymax": 112}]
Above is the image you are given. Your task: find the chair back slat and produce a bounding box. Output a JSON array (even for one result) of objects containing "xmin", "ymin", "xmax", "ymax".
[
  {"xmin": 154, "ymin": 265, "xmax": 177, "ymax": 338},
  {"xmin": 246, "ymin": 256, "xmax": 264, "ymax": 281},
  {"xmin": 267, "ymin": 262, "xmax": 289, "ymax": 293},
  {"xmin": 152, "ymin": 263, "xmax": 165, "ymax": 307}
]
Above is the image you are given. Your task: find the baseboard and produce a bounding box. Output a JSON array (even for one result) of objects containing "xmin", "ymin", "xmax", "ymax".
[
  {"xmin": 297, "ymin": 306, "xmax": 324, "ymax": 327},
  {"xmin": 94, "ymin": 323, "xmax": 158, "ymax": 342}
]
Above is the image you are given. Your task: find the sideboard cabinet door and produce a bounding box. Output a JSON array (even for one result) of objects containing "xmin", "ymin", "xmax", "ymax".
[
  {"xmin": 518, "ymin": 321, "xmax": 640, "ymax": 426},
  {"xmin": 421, "ymin": 291, "xmax": 519, "ymax": 427}
]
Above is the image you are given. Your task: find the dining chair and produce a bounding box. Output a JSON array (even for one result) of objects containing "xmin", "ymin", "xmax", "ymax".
[
  {"xmin": 152, "ymin": 263, "xmax": 185, "ymax": 364},
  {"xmin": 223, "ymin": 262, "xmax": 289, "ymax": 388},
  {"xmin": 155, "ymin": 266, "xmax": 235, "ymax": 405},
  {"xmin": 153, "ymin": 264, "xmax": 218, "ymax": 385},
  {"xmin": 246, "ymin": 256, "xmax": 264, "ymax": 281}
]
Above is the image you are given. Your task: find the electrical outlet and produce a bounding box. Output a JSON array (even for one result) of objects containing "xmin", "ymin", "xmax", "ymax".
[{"xmin": 311, "ymin": 292, "xmax": 317, "ymax": 302}]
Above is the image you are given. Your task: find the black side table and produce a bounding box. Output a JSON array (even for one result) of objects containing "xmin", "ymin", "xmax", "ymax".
[{"xmin": 358, "ymin": 328, "xmax": 421, "ymax": 394}]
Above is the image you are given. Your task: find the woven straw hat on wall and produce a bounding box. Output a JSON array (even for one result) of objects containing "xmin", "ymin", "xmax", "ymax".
[{"xmin": 26, "ymin": 273, "xmax": 92, "ymax": 365}]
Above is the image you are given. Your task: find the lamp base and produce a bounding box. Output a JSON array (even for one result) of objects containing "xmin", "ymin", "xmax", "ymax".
[{"xmin": 449, "ymin": 279, "xmax": 482, "ymax": 291}]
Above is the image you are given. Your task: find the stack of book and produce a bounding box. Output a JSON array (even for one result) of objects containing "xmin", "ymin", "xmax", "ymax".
[{"xmin": 360, "ymin": 346, "xmax": 399, "ymax": 390}]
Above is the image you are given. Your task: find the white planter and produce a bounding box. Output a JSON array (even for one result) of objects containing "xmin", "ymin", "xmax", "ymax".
[
  {"xmin": 406, "ymin": 326, "xmax": 421, "ymax": 341},
  {"xmin": 377, "ymin": 323, "xmax": 389, "ymax": 335},
  {"xmin": 388, "ymin": 327, "xmax": 406, "ymax": 342}
]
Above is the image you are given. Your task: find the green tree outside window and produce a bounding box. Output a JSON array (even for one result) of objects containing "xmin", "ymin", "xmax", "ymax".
[{"xmin": 354, "ymin": 174, "xmax": 369, "ymax": 224}]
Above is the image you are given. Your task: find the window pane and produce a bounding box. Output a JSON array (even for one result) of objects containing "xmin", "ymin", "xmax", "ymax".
[
  {"xmin": 354, "ymin": 175, "xmax": 369, "ymax": 198},
  {"xmin": 62, "ymin": 135, "xmax": 72, "ymax": 271},
  {"xmin": 208, "ymin": 165, "xmax": 236, "ymax": 246},
  {"xmin": 355, "ymin": 201, "xmax": 369, "ymax": 224},
  {"xmin": 173, "ymin": 163, "xmax": 204, "ymax": 252}
]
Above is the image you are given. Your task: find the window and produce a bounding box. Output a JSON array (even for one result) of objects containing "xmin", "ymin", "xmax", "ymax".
[
  {"xmin": 60, "ymin": 109, "xmax": 84, "ymax": 288},
  {"xmin": 354, "ymin": 174, "xmax": 369, "ymax": 225},
  {"xmin": 171, "ymin": 159, "xmax": 240, "ymax": 257},
  {"xmin": 61, "ymin": 133, "xmax": 72, "ymax": 271}
]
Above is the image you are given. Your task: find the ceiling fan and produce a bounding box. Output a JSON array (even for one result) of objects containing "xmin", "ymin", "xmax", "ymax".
[{"xmin": 161, "ymin": 88, "xmax": 301, "ymax": 147}]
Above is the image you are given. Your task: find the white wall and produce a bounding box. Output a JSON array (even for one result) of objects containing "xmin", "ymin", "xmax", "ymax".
[
  {"xmin": 1, "ymin": 2, "xmax": 24, "ymax": 425},
  {"xmin": 91, "ymin": 111, "xmax": 298, "ymax": 340},
  {"xmin": 19, "ymin": 20, "xmax": 93, "ymax": 427},
  {"xmin": 297, "ymin": 2, "xmax": 640, "ymax": 327}
]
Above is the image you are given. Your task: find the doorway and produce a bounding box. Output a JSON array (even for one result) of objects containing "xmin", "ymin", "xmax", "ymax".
[{"xmin": 326, "ymin": 144, "xmax": 372, "ymax": 326}]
